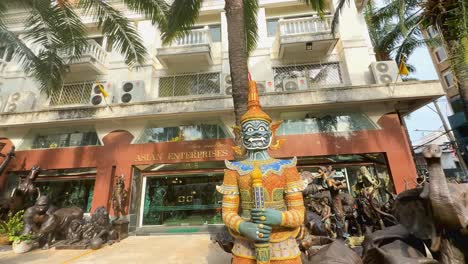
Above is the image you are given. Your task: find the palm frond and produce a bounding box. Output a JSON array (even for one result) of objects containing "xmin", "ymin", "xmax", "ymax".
[
  {"xmin": 160, "ymin": 0, "xmax": 202, "ymax": 46},
  {"xmin": 80, "ymin": 0, "xmax": 148, "ymax": 67},
  {"xmin": 123, "ymin": 0, "xmax": 169, "ymax": 26},
  {"xmin": 53, "ymin": 1, "xmax": 87, "ymax": 56},
  {"xmin": 0, "ymin": 1, "xmax": 6, "ymax": 27},
  {"xmin": 0, "ymin": 27, "xmax": 38, "ymax": 70},
  {"xmin": 301, "ymin": 0, "xmax": 328, "ymax": 17},
  {"xmin": 331, "ymin": 0, "xmax": 348, "ymax": 35},
  {"xmin": 244, "ymin": 0, "xmax": 258, "ymax": 56},
  {"xmin": 31, "ymin": 50, "xmax": 66, "ymax": 97}
]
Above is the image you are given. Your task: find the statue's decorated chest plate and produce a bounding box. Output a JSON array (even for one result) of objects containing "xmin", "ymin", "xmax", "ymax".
[{"xmin": 225, "ymin": 157, "xmax": 297, "ymax": 176}]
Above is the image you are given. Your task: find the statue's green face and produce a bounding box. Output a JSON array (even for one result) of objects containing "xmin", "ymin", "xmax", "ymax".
[{"xmin": 241, "ymin": 120, "xmax": 272, "ymax": 150}]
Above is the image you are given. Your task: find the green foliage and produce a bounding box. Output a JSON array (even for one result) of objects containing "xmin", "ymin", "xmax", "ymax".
[
  {"xmin": 243, "ymin": 0, "xmax": 259, "ymax": 55},
  {"xmin": 80, "ymin": 0, "xmax": 148, "ymax": 68},
  {"xmin": 160, "ymin": 0, "xmax": 203, "ymax": 46},
  {"xmin": 0, "ymin": 210, "xmax": 25, "ymax": 240},
  {"xmin": 11, "ymin": 234, "xmax": 34, "ymax": 244}
]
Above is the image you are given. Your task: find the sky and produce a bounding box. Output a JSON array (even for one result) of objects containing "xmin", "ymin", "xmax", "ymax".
[{"xmin": 404, "ymin": 46, "xmax": 448, "ymax": 145}]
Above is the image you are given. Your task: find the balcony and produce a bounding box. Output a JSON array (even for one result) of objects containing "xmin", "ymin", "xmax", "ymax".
[
  {"xmin": 158, "ymin": 72, "xmax": 221, "ymax": 98},
  {"xmin": 157, "ymin": 27, "xmax": 214, "ymax": 68},
  {"xmin": 49, "ymin": 81, "xmax": 95, "ymax": 107},
  {"xmin": 273, "ymin": 62, "xmax": 343, "ymax": 92},
  {"xmin": 273, "ymin": 16, "xmax": 339, "ymax": 60},
  {"xmin": 61, "ymin": 40, "xmax": 108, "ymax": 74}
]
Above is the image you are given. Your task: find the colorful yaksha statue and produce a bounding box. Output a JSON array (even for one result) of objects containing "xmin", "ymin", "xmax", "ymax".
[{"xmin": 218, "ymin": 80, "xmax": 305, "ymax": 264}]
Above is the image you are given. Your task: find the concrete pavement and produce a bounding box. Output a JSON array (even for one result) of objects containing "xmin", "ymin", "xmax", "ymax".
[{"xmin": 0, "ymin": 235, "xmax": 232, "ymax": 264}]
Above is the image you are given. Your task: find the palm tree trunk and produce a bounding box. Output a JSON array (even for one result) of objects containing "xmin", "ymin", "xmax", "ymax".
[{"xmin": 225, "ymin": 0, "xmax": 249, "ymax": 131}]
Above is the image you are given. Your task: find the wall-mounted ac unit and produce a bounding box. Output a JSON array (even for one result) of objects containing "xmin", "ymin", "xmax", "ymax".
[
  {"xmin": 369, "ymin": 61, "xmax": 400, "ymax": 84},
  {"xmin": 224, "ymin": 74, "xmax": 232, "ymax": 95},
  {"xmin": 89, "ymin": 82, "xmax": 110, "ymax": 106},
  {"xmin": 283, "ymin": 77, "xmax": 307, "ymax": 91},
  {"xmin": 4, "ymin": 91, "xmax": 36, "ymax": 113},
  {"xmin": 119, "ymin": 80, "xmax": 145, "ymax": 103}
]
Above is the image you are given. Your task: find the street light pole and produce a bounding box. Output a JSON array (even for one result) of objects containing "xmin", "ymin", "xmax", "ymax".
[{"xmin": 433, "ymin": 101, "xmax": 468, "ymax": 173}]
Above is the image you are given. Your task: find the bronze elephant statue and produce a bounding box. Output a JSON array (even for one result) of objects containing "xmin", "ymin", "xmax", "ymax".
[{"xmin": 364, "ymin": 145, "xmax": 468, "ymax": 264}]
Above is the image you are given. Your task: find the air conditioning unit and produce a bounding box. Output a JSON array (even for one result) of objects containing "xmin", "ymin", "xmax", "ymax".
[
  {"xmin": 119, "ymin": 80, "xmax": 145, "ymax": 103},
  {"xmin": 89, "ymin": 82, "xmax": 110, "ymax": 106},
  {"xmin": 369, "ymin": 61, "xmax": 400, "ymax": 84},
  {"xmin": 283, "ymin": 77, "xmax": 307, "ymax": 91},
  {"xmin": 4, "ymin": 91, "xmax": 36, "ymax": 113},
  {"xmin": 224, "ymin": 74, "xmax": 232, "ymax": 95}
]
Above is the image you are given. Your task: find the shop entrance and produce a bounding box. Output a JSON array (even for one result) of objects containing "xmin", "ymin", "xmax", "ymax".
[
  {"xmin": 134, "ymin": 161, "xmax": 226, "ymax": 230},
  {"xmin": 141, "ymin": 172, "xmax": 223, "ymax": 226}
]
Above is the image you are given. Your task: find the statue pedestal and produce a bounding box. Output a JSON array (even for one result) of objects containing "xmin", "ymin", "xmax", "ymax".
[
  {"xmin": 54, "ymin": 241, "xmax": 88, "ymax": 250},
  {"xmin": 112, "ymin": 219, "xmax": 129, "ymax": 241}
]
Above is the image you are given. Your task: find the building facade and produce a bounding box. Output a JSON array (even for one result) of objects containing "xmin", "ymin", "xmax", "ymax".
[
  {"xmin": 424, "ymin": 26, "xmax": 468, "ymax": 165},
  {"xmin": 0, "ymin": 0, "xmax": 443, "ymax": 234}
]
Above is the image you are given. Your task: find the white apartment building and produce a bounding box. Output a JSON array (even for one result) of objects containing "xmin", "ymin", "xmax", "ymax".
[{"xmin": 0, "ymin": 0, "xmax": 443, "ymax": 234}]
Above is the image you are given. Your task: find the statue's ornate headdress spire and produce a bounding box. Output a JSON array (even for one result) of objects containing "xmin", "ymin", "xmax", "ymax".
[{"xmin": 240, "ymin": 81, "xmax": 272, "ymax": 124}]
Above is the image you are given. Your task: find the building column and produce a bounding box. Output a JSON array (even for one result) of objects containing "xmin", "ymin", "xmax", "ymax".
[{"xmin": 335, "ymin": 0, "xmax": 375, "ymax": 85}]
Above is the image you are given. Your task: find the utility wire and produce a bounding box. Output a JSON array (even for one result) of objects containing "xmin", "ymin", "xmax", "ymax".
[{"xmin": 413, "ymin": 128, "xmax": 455, "ymax": 151}]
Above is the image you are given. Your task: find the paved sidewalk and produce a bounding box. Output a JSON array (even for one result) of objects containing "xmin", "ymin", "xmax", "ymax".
[{"xmin": 0, "ymin": 235, "xmax": 232, "ymax": 264}]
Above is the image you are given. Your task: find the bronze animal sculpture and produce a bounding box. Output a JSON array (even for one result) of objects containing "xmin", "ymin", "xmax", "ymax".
[
  {"xmin": 365, "ymin": 144, "xmax": 468, "ymax": 264},
  {"xmin": 10, "ymin": 166, "xmax": 41, "ymax": 213},
  {"xmin": 22, "ymin": 196, "xmax": 83, "ymax": 249},
  {"xmin": 111, "ymin": 175, "xmax": 128, "ymax": 221}
]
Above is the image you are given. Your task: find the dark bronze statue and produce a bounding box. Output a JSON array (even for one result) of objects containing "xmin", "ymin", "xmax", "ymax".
[
  {"xmin": 57, "ymin": 206, "xmax": 119, "ymax": 249},
  {"xmin": 22, "ymin": 196, "xmax": 83, "ymax": 249},
  {"xmin": 10, "ymin": 166, "xmax": 41, "ymax": 213},
  {"xmin": 0, "ymin": 146, "xmax": 15, "ymax": 175},
  {"xmin": 111, "ymin": 175, "xmax": 128, "ymax": 221}
]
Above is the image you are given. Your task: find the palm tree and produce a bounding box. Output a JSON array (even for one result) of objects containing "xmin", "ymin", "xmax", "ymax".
[
  {"xmin": 336, "ymin": 0, "xmax": 466, "ymax": 116},
  {"xmin": 161, "ymin": 0, "xmax": 329, "ymax": 127},
  {"xmin": 0, "ymin": 0, "xmax": 168, "ymax": 97}
]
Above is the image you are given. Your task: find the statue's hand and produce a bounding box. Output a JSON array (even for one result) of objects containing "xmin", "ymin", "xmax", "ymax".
[
  {"xmin": 239, "ymin": 221, "xmax": 272, "ymax": 242},
  {"xmin": 251, "ymin": 208, "xmax": 282, "ymax": 226}
]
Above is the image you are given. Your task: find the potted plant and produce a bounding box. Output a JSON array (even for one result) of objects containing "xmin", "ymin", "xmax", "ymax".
[
  {"xmin": 11, "ymin": 234, "xmax": 34, "ymax": 254},
  {"xmin": 0, "ymin": 210, "xmax": 24, "ymax": 246}
]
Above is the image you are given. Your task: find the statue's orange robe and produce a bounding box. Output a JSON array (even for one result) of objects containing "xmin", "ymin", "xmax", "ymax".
[{"xmin": 219, "ymin": 158, "xmax": 305, "ymax": 263}]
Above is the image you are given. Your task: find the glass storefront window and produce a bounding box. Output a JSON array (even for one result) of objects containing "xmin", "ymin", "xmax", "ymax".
[
  {"xmin": 137, "ymin": 123, "xmax": 229, "ymax": 143},
  {"xmin": 36, "ymin": 179, "xmax": 95, "ymax": 213},
  {"xmin": 278, "ymin": 112, "xmax": 377, "ymax": 135},
  {"xmin": 3, "ymin": 173, "xmax": 95, "ymax": 213},
  {"xmin": 20, "ymin": 126, "xmax": 101, "ymax": 150},
  {"xmin": 142, "ymin": 173, "xmax": 224, "ymax": 226}
]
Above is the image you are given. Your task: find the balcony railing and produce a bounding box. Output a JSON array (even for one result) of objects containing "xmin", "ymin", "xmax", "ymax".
[
  {"xmin": 278, "ymin": 16, "xmax": 333, "ymax": 37},
  {"xmin": 159, "ymin": 72, "xmax": 221, "ymax": 97},
  {"xmin": 60, "ymin": 39, "xmax": 108, "ymax": 67},
  {"xmin": 171, "ymin": 26, "xmax": 212, "ymax": 47},
  {"xmin": 49, "ymin": 81, "xmax": 95, "ymax": 106},
  {"xmin": 273, "ymin": 63, "xmax": 343, "ymax": 92}
]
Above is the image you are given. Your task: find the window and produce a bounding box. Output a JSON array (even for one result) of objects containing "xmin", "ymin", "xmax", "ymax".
[
  {"xmin": 267, "ymin": 18, "xmax": 279, "ymax": 37},
  {"xmin": 277, "ymin": 112, "xmax": 377, "ymax": 135},
  {"xmin": 4, "ymin": 171, "xmax": 95, "ymax": 213},
  {"xmin": 427, "ymin": 26, "xmax": 439, "ymax": 38},
  {"xmin": 137, "ymin": 123, "xmax": 229, "ymax": 143},
  {"xmin": 20, "ymin": 126, "xmax": 101, "ymax": 150},
  {"xmin": 443, "ymin": 71, "xmax": 456, "ymax": 88},
  {"xmin": 142, "ymin": 172, "xmax": 224, "ymax": 226},
  {"xmin": 435, "ymin": 47, "xmax": 448, "ymax": 63},
  {"xmin": 209, "ymin": 24, "xmax": 221, "ymax": 42},
  {"xmin": 450, "ymin": 96, "xmax": 464, "ymax": 113}
]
